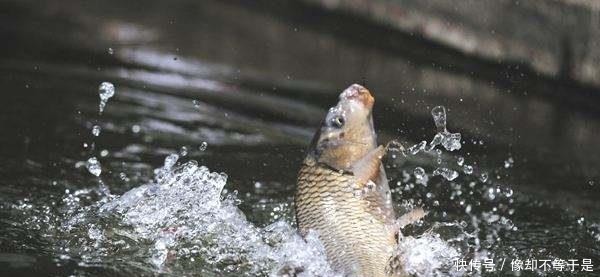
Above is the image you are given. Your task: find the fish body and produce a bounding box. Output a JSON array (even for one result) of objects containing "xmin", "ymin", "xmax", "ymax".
[{"xmin": 295, "ymin": 84, "xmax": 402, "ymax": 277}]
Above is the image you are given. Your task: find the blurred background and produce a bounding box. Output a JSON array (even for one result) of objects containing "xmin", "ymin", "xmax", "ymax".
[{"xmin": 0, "ymin": 0, "xmax": 599, "ymax": 276}]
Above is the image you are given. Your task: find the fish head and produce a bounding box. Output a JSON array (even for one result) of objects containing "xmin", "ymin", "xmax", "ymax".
[{"xmin": 307, "ymin": 84, "xmax": 377, "ymax": 170}]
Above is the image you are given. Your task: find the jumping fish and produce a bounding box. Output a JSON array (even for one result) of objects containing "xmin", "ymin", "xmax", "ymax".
[{"xmin": 295, "ymin": 84, "xmax": 424, "ymax": 277}]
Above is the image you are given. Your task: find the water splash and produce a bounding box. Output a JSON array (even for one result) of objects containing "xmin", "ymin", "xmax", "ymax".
[
  {"xmin": 192, "ymin": 99, "xmax": 201, "ymax": 109},
  {"xmin": 433, "ymin": 168, "xmax": 459, "ymax": 181},
  {"xmin": 414, "ymin": 167, "xmax": 426, "ymax": 180},
  {"xmin": 429, "ymin": 106, "xmax": 461, "ymax": 152},
  {"xmin": 395, "ymin": 234, "xmax": 462, "ymax": 277},
  {"xmin": 479, "ymin": 173, "xmax": 489, "ymax": 183},
  {"xmin": 407, "ymin": 141, "xmax": 428, "ymax": 155},
  {"xmin": 98, "ymin": 82, "xmax": 115, "ymax": 114},
  {"xmin": 92, "ymin": 125, "xmax": 101, "ymax": 137},
  {"xmin": 86, "ymin": 157, "xmax": 102, "ymax": 176},
  {"xmin": 179, "ymin": 146, "xmax": 188, "ymax": 156},
  {"xmin": 199, "ymin": 141, "xmax": 208, "ymax": 151},
  {"xmin": 131, "ymin": 124, "xmax": 141, "ymax": 133},
  {"xmin": 413, "ymin": 167, "xmax": 430, "ymax": 186},
  {"xmin": 503, "ymin": 157, "xmax": 514, "ymax": 168},
  {"xmin": 62, "ymin": 155, "xmax": 338, "ymax": 276}
]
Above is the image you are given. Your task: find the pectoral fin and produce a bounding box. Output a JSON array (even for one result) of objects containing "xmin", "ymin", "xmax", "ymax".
[
  {"xmin": 351, "ymin": 145, "xmax": 397, "ymax": 224},
  {"xmin": 390, "ymin": 207, "xmax": 428, "ymax": 241},
  {"xmin": 351, "ymin": 145, "xmax": 386, "ymax": 185},
  {"xmin": 397, "ymin": 207, "xmax": 428, "ymax": 229}
]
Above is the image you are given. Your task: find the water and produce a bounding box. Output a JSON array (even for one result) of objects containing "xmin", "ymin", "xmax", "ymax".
[
  {"xmin": 199, "ymin": 142, "xmax": 208, "ymax": 152},
  {"xmin": 429, "ymin": 106, "xmax": 462, "ymax": 152},
  {"xmin": 86, "ymin": 157, "xmax": 102, "ymax": 177},
  {"xmin": 0, "ymin": 0, "xmax": 599, "ymax": 276},
  {"xmin": 98, "ymin": 82, "xmax": 115, "ymax": 114},
  {"xmin": 92, "ymin": 125, "xmax": 102, "ymax": 137}
]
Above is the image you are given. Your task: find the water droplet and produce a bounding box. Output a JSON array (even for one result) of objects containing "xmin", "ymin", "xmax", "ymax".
[
  {"xmin": 428, "ymin": 133, "xmax": 443, "ymax": 150},
  {"xmin": 92, "ymin": 125, "xmax": 101, "ymax": 137},
  {"xmin": 98, "ymin": 82, "xmax": 115, "ymax": 114},
  {"xmin": 428, "ymin": 106, "xmax": 461, "ymax": 151},
  {"xmin": 480, "ymin": 172, "xmax": 489, "ymax": 182},
  {"xmin": 463, "ymin": 165, "xmax": 473, "ymax": 175},
  {"xmin": 100, "ymin": 149, "xmax": 109, "ymax": 157},
  {"xmin": 86, "ymin": 157, "xmax": 101, "ymax": 176},
  {"xmin": 407, "ymin": 141, "xmax": 427, "ymax": 155},
  {"xmin": 504, "ymin": 157, "xmax": 514, "ymax": 168},
  {"xmin": 465, "ymin": 205, "xmax": 472, "ymax": 213},
  {"xmin": 457, "ymin": 156, "xmax": 464, "ymax": 166},
  {"xmin": 163, "ymin": 154, "xmax": 179, "ymax": 169},
  {"xmin": 99, "ymin": 82, "xmax": 115, "ymax": 100},
  {"xmin": 431, "ymin": 106, "xmax": 447, "ymax": 133},
  {"xmin": 441, "ymin": 132, "xmax": 462, "ymax": 151},
  {"xmin": 131, "ymin": 125, "xmax": 141, "ymax": 133},
  {"xmin": 199, "ymin": 142, "xmax": 208, "ymax": 151},
  {"xmin": 413, "ymin": 167, "xmax": 426, "ymax": 180},
  {"xmin": 386, "ymin": 140, "xmax": 405, "ymax": 155},
  {"xmin": 180, "ymin": 146, "xmax": 188, "ymax": 156},
  {"xmin": 433, "ymin": 167, "xmax": 459, "ymax": 181},
  {"xmin": 192, "ymin": 100, "xmax": 201, "ymax": 108}
]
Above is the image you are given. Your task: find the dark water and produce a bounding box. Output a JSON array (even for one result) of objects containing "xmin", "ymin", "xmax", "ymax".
[{"xmin": 1, "ymin": 0, "xmax": 599, "ymax": 276}]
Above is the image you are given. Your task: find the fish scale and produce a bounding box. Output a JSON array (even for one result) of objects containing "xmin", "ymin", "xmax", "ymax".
[{"xmin": 295, "ymin": 161, "xmax": 399, "ymax": 277}]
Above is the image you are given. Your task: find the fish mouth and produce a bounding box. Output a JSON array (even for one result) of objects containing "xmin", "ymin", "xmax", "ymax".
[{"xmin": 340, "ymin": 84, "xmax": 374, "ymax": 109}]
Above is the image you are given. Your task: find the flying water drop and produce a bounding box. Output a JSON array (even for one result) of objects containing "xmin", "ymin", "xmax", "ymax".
[
  {"xmin": 199, "ymin": 141, "xmax": 208, "ymax": 151},
  {"xmin": 131, "ymin": 124, "xmax": 141, "ymax": 133},
  {"xmin": 429, "ymin": 106, "xmax": 462, "ymax": 151},
  {"xmin": 504, "ymin": 157, "xmax": 514, "ymax": 168},
  {"xmin": 480, "ymin": 172, "xmax": 489, "ymax": 182},
  {"xmin": 463, "ymin": 165, "xmax": 474, "ymax": 175},
  {"xmin": 180, "ymin": 146, "xmax": 188, "ymax": 156},
  {"xmin": 433, "ymin": 167, "xmax": 459, "ymax": 181},
  {"xmin": 431, "ymin": 106, "xmax": 447, "ymax": 133},
  {"xmin": 407, "ymin": 141, "xmax": 427, "ymax": 155},
  {"xmin": 86, "ymin": 157, "xmax": 102, "ymax": 177},
  {"xmin": 92, "ymin": 125, "xmax": 101, "ymax": 137},
  {"xmin": 164, "ymin": 154, "xmax": 179, "ymax": 169},
  {"xmin": 192, "ymin": 99, "xmax": 201, "ymax": 109},
  {"xmin": 414, "ymin": 167, "xmax": 426, "ymax": 180},
  {"xmin": 98, "ymin": 82, "xmax": 115, "ymax": 114}
]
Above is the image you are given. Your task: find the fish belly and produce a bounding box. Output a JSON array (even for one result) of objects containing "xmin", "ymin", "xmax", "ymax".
[{"xmin": 295, "ymin": 164, "xmax": 397, "ymax": 277}]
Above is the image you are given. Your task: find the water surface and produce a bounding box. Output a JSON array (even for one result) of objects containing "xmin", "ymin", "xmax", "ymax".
[{"xmin": 1, "ymin": 0, "xmax": 599, "ymax": 276}]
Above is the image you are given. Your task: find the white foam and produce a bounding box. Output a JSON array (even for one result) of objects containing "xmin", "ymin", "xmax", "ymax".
[
  {"xmin": 396, "ymin": 234, "xmax": 463, "ymax": 277},
  {"xmin": 95, "ymin": 157, "xmax": 337, "ymax": 275}
]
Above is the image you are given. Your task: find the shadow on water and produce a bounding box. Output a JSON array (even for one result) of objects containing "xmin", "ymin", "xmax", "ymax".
[{"xmin": 0, "ymin": 0, "xmax": 599, "ymax": 276}]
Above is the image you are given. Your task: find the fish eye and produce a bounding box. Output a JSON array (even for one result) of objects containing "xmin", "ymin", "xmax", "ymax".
[{"xmin": 331, "ymin": 116, "xmax": 345, "ymax": 128}]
